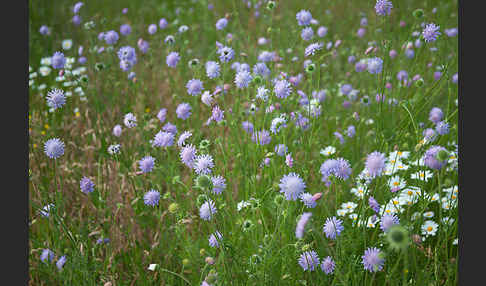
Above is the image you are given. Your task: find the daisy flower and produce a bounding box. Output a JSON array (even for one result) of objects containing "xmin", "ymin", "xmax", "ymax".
[
  {"xmin": 421, "ymin": 220, "xmax": 439, "ymax": 237},
  {"xmin": 320, "ymin": 146, "xmax": 336, "ymax": 156}
]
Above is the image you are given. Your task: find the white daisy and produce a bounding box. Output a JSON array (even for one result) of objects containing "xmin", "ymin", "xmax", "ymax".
[
  {"xmin": 430, "ymin": 193, "xmax": 440, "ymax": 203},
  {"xmin": 320, "ymin": 146, "xmax": 336, "ymax": 156},
  {"xmin": 39, "ymin": 66, "xmax": 51, "ymax": 76},
  {"xmin": 411, "ymin": 212, "xmax": 421, "ymax": 221},
  {"xmin": 387, "ymin": 175, "xmax": 406, "ymax": 190},
  {"xmin": 366, "ymin": 216, "xmax": 378, "ymax": 228},
  {"xmin": 452, "ymin": 238, "xmax": 458, "ymax": 245},
  {"xmin": 410, "ymin": 170, "xmax": 433, "ymax": 182},
  {"xmin": 237, "ymin": 200, "xmax": 251, "ymax": 211},
  {"xmin": 388, "ymin": 150, "xmax": 410, "ymax": 161},
  {"xmin": 337, "ymin": 209, "xmax": 348, "ymax": 216},
  {"xmin": 350, "ymin": 184, "xmax": 368, "ymax": 199},
  {"xmin": 62, "ymin": 39, "xmax": 73, "ymax": 50},
  {"xmin": 421, "ymin": 220, "xmax": 439, "ymax": 237},
  {"xmin": 348, "ymin": 213, "xmax": 358, "ymax": 221},
  {"xmin": 423, "ymin": 211, "xmax": 434, "ymax": 218},
  {"xmin": 341, "ymin": 202, "xmax": 358, "ymax": 213},
  {"xmin": 442, "ymin": 217, "xmax": 455, "ymax": 226}
]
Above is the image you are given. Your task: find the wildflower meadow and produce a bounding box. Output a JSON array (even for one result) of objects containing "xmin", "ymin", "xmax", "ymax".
[{"xmin": 29, "ymin": 0, "xmax": 459, "ymax": 285}]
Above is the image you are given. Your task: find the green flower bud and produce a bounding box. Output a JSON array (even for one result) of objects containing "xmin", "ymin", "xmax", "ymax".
[
  {"xmin": 413, "ymin": 9, "xmax": 424, "ymax": 18},
  {"xmin": 195, "ymin": 174, "xmax": 213, "ymax": 190},
  {"xmin": 267, "ymin": 1, "xmax": 276, "ymax": 10}
]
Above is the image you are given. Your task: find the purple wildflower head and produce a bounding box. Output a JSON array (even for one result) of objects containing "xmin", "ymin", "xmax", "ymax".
[
  {"xmin": 380, "ymin": 213, "xmax": 399, "ymax": 232},
  {"xmin": 120, "ymin": 24, "xmax": 132, "ymax": 36},
  {"xmin": 301, "ymin": 27, "xmax": 314, "ymax": 41},
  {"xmin": 300, "ymin": 193, "xmax": 317, "ymax": 208},
  {"xmin": 56, "ymin": 255, "xmax": 67, "ymax": 270},
  {"xmin": 317, "ymin": 26, "xmax": 328, "ymax": 37},
  {"xmin": 375, "ymin": 0, "xmax": 393, "ymax": 16},
  {"xmin": 186, "ymin": 79, "xmax": 204, "ymax": 96},
  {"xmin": 159, "ymin": 18, "xmax": 168, "ymax": 29},
  {"xmin": 157, "ymin": 108, "xmax": 167, "ymax": 123},
  {"xmin": 346, "ymin": 125, "xmax": 356, "ymax": 138},
  {"xmin": 180, "ymin": 144, "xmax": 197, "ymax": 168},
  {"xmin": 279, "ymin": 172, "xmax": 306, "ymax": 201},
  {"xmin": 163, "ymin": 122, "xmax": 177, "ymax": 135},
  {"xmin": 355, "ymin": 60, "xmax": 367, "ymax": 72},
  {"xmin": 423, "ymin": 128, "xmax": 437, "ymax": 142},
  {"xmin": 44, "ymin": 138, "xmax": 65, "ymax": 159},
  {"xmin": 40, "ymin": 249, "xmax": 55, "ymax": 263},
  {"xmin": 424, "ymin": 145, "xmax": 448, "ymax": 170},
  {"xmin": 137, "ymin": 38, "xmax": 149, "ymax": 53},
  {"xmin": 362, "ymin": 247, "xmax": 385, "ymax": 272},
  {"xmin": 274, "ymin": 144, "xmax": 288, "ymax": 156},
  {"xmin": 80, "ymin": 177, "xmax": 95, "ymax": 194},
  {"xmin": 148, "ymin": 24, "xmax": 157, "ymax": 34},
  {"xmin": 205, "ymin": 61, "xmax": 221, "ymax": 79},
  {"xmin": 235, "ymin": 70, "xmax": 253, "ymax": 89},
  {"xmin": 211, "ymin": 105, "xmax": 224, "ymax": 122},
  {"xmin": 422, "ymin": 23, "xmax": 441, "ymax": 42},
  {"xmin": 274, "ymin": 79, "xmax": 292, "ymax": 99},
  {"xmin": 295, "ymin": 212, "xmax": 312, "ymax": 239},
  {"xmin": 341, "ymin": 84, "xmax": 353, "ymax": 95},
  {"xmin": 252, "ymin": 130, "xmax": 272, "ymax": 145},
  {"xmin": 194, "ymin": 154, "xmax": 215, "ymax": 175},
  {"xmin": 199, "ymin": 199, "xmax": 217, "ymax": 221},
  {"xmin": 144, "ymin": 189, "xmax": 160, "ymax": 206},
  {"xmin": 166, "ymin": 52, "xmax": 181, "ymax": 68},
  {"xmin": 208, "ymin": 231, "xmax": 223, "ymax": 247},
  {"xmin": 218, "ymin": 46, "xmax": 234, "ymax": 62},
  {"xmin": 365, "ymin": 151, "xmax": 387, "ymax": 177},
  {"xmin": 211, "ymin": 175, "xmax": 226, "ymax": 195},
  {"xmin": 298, "ymin": 250, "xmax": 320, "ymax": 271},
  {"xmin": 429, "ymin": 107, "xmax": 444, "ymax": 124},
  {"xmin": 367, "ymin": 57, "xmax": 383, "ymax": 74},
  {"xmin": 39, "ymin": 25, "xmax": 50, "ymax": 35},
  {"xmin": 104, "ymin": 30, "xmax": 119, "ymax": 45},
  {"xmin": 305, "ymin": 42, "xmax": 323, "ymax": 57},
  {"xmin": 177, "ymin": 131, "xmax": 192, "ymax": 147},
  {"xmin": 152, "ymin": 131, "xmax": 175, "ymax": 147},
  {"xmin": 253, "ymin": 62, "xmax": 271, "ymax": 78},
  {"xmin": 46, "ymin": 88, "xmax": 66, "ymax": 110},
  {"xmin": 296, "ymin": 10, "xmax": 313, "ymax": 26},
  {"xmin": 123, "ymin": 113, "xmax": 137, "ymax": 128},
  {"xmin": 323, "ymin": 216, "xmax": 344, "ymax": 240},
  {"xmin": 139, "ymin": 156, "xmax": 155, "ymax": 173},
  {"xmin": 216, "ymin": 18, "xmax": 228, "ymax": 30},
  {"xmin": 369, "ymin": 196, "xmax": 380, "ymax": 213},
  {"xmin": 435, "ymin": 121, "xmax": 449, "ymax": 135},
  {"xmin": 321, "ymin": 256, "xmax": 335, "ymax": 274},
  {"xmin": 242, "ymin": 121, "xmax": 254, "ymax": 134},
  {"xmin": 51, "ymin": 52, "xmax": 65, "ymax": 69},
  {"xmin": 112, "ymin": 125, "xmax": 122, "ymax": 137},
  {"xmin": 72, "ymin": 15, "xmax": 82, "ymax": 26},
  {"xmin": 176, "ymin": 103, "xmax": 192, "ymax": 120}
]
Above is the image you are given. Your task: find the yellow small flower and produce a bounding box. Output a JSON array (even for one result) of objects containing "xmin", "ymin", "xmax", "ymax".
[
  {"xmin": 41, "ymin": 130, "xmax": 46, "ymax": 135},
  {"xmin": 44, "ymin": 124, "xmax": 50, "ymax": 129},
  {"xmin": 33, "ymin": 143, "xmax": 37, "ymax": 149},
  {"xmin": 145, "ymin": 108, "xmax": 150, "ymax": 113},
  {"xmin": 75, "ymin": 112, "xmax": 80, "ymax": 117},
  {"xmin": 29, "ymin": 115, "xmax": 32, "ymax": 120}
]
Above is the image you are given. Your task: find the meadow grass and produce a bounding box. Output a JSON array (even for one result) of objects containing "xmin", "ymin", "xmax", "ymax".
[{"xmin": 29, "ymin": 0, "xmax": 458, "ymax": 285}]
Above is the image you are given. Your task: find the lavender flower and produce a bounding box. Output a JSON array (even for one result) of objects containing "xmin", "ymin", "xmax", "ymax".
[
  {"xmin": 211, "ymin": 175, "xmax": 226, "ymax": 194},
  {"xmin": 211, "ymin": 105, "xmax": 224, "ymax": 122},
  {"xmin": 274, "ymin": 144, "xmax": 288, "ymax": 156},
  {"xmin": 317, "ymin": 26, "xmax": 328, "ymax": 37},
  {"xmin": 252, "ymin": 130, "xmax": 272, "ymax": 145},
  {"xmin": 323, "ymin": 216, "xmax": 344, "ymax": 240},
  {"xmin": 123, "ymin": 113, "xmax": 137, "ymax": 128},
  {"xmin": 218, "ymin": 46, "xmax": 234, "ymax": 62},
  {"xmin": 422, "ymin": 23, "xmax": 441, "ymax": 42},
  {"xmin": 305, "ymin": 42, "xmax": 323, "ymax": 57},
  {"xmin": 148, "ymin": 24, "xmax": 157, "ymax": 34},
  {"xmin": 180, "ymin": 144, "xmax": 197, "ymax": 168},
  {"xmin": 216, "ymin": 18, "xmax": 228, "ymax": 30},
  {"xmin": 429, "ymin": 107, "xmax": 444, "ymax": 124},
  {"xmin": 40, "ymin": 249, "xmax": 54, "ymax": 263},
  {"xmin": 209, "ymin": 231, "xmax": 223, "ymax": 247},
  {"xmin": 380, "ymin": 213, "xmax": 399, "ymax": 232},
  {"xmin": 205, "ymin": 61, "xmax": 221, "ymax": 79},
  {"xmin": 296, "ymin": 10, "xmax": 313, "ymax": 26},
  {"xmin": 177, "ymin": 131, "xmax": 192, "ymax": 147},
  {"xmin": 274, "ymin": 79, "xmax": 292, "ymax": 99},
  {"xmin": 157, "ymin": 108, "xmax": 167, "ymax": 123},
  {"xmin": 199, "ymin": 199, "xmax": 217, "ymax": 221},
  {"xmin": 152, "ymin": 131, "xmax": 175, "ymax": 147},
  {"xmin": 375, "ymin": 0, "xmax": 393, "ymax": 16},
  {"xmin": 300, "ymin": 193, "xmax": 316, "ymax": 208},
  {"xmin": 80, "ymin": 177, "xmax": 95, "ymax": 194},
  {"xmin": 44, "ymin": 138, "xmax": 65, "ymax": 159},
  {"xmin": 144, "ymin": 189, "xmax": 160, "ymax": 206},
  {"xmin": 298, "ymin": 251, "xmax": 320, "ymax": 271},
  {"xmin": 253, "ymin": 62, "xmax": 271, "ymax": 78},
  {"xmin": 301, "ymin": 27, "xmax": 314, "ymax": 41},
  {"xmin": 159, "ymin": 18, "xmax": 168, "ymax": 29},
  {"xmin": 295, "ymin": 212, "xmax": 312, "ymax": 239},
  {"xmin": 424, "ymin": 145, "xmax": 448, "ymax": 170},
  {"xmin": 194, "ymin": 154, "xmax": 215, "ymax": 175},
  {"xmin": 46, "ymin": 88, "xmax": 66, "ymax": 110},
  {"xmin": 120, "ymin": 24, "xmax": 132, "ymax": 36},
  {"xmin": 104, "ymin": 30, "xmax": 119, "ymax": 45},
  {"xmin": 367, "ymin": 57, "xmax": 383, "ymax": 74},
  {"xmin": 435, "ymin": 121, "xmax": 449, "ymax": 135},
  {"xmin": 369, "ymin": 196, "xmax": 380, "ymax": 213},
  {"xmin": 365, "ymin": 151, "xmax": 387, "ymax": 177},
  {"xmin": 362, "ymin": 247, "xmax": 385, "ymax": 272},
  {"xmin": 186, "ymin": 79, "xmax": 204, "ymax": 96},
  {"xmin": 166, "ymin": 52, "xmax": 181, "ymax": 68},
  {"xmin": 242, "ymin": 121, "xmax": 254, "ymax": 133},
  {"xmin": 138, "ymin": 39, "xmax": 149, "ymax": 53},
  {"xmin": 39, "ymin": 25, "xmax": 50, "ymax": 35},
  {"xmin": 139, "ymin": 156, "xmax": 155, "ymax": 173},
  {"xmin": 346, "ymin": 125, "xmax": 356, "ymax": 138},
  {"xmin": 279, "ymin": 172, "xmax": 306, "ymax": 201},
  {"xmin": 321, "ymin": 256, "xmax": 335, "ymax": 274},
  {"xmin": 235, "ymin": 70, "xmax": 253, "ymax": 89},
  {"xmin": 51, "ymin": 52, "xmax": 65, "ymax": 69},
  {"xmin": 176, "ymin": 103, "xmax": 192, "ymax": 120}
]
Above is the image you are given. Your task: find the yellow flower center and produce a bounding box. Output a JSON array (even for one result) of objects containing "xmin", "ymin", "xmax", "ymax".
[
  {"xmin": 427, "ymin": 226, "xmax": 433, "ymax": 232},
  {"xmin": 393, "ymin": 182, "xmax": 399, "ymax": 186}
]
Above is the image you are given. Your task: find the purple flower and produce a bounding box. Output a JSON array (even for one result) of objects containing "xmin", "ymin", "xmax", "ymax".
[
  {"xmin": 216, "ymin": 18, "xmax": 228, "ymax": 30},
  {"xmin": 80, "ymin": 177, "xmax": 95, "ymax": 194},
  {"xmin": 46, "ymin": 88, "xmax": 66, "ymax": 110},
  {"xmin": 274, "ymin": 79, "xmax": 292, "ymax": 99},
  {"xmin": 296, "ymin": 10, "xmax": 313, "ymax": 26},
  {"xmin": 177, "ymin": 131, "xmax": 192, "ymax": 147},
  {"xmin": 44, "ymin": 138, "xmax": 65, "ymax": 159},
  {"xmin": 242, "ymin": 121, "xmax": 254, "ymax": 134},
  {"xmin": 144, "ymin": 189, "xmax": 160, "ymax": 206},
  {"xmin": 423, "ymin": 128, "xmax": 437, "ymax": 142},
  {"xmin": 341, "ymin": 84, "xmax": 353, "ymax": 95},
  {"xmin": 176, "ymin": 103, "xmax": 192, "ymax": 120},
  {"xmin": 274, "ymin": 144, "xmax": 288, "ymax": 156},
  {"xmin": 321, "ymin": 256, "xmax": 335, "ymax": 274},
  {"xmin": 445, "ymin": 28, "xmax": 458, "ymax": 37},
  {"xmin": 163, "ymin": 122, "xmax": 177, "ymax": 135},
  {"xmin": 56, "ymin": 255, "xmax": 67, "ymax": 270},
  {"xmin": 139, "ymin": 156, "xmax": 155, "ymax": 173},
  {"xmin": 295, "ymin": 212, "xmax": 312, "ymax": 239},
  {"xmin": 209, "ymin": 231, "xmax": 223, "ymax": 247},
  {"xmin": 380, "ymin": 213, "xmax": 399, "ymax": 232},
  {"xmin": 346, "ymin": 125, "xmax": 356, "ymax": 138},
  {"xmin": 199, "ymin": 199, "xmax": 217, "ymax": 221},
  {"xmin": 72, "ymin": 15, "xmax": 82, "ymax": 26},
  {"xmin": 300, "ymin": 193, "xmax": 316, "ymax": 208},
  {"xmin": 323, "ymin": 216, "xmax": 344, "ymax": 240},
  {"xmin": 152, "ymin": 131, "xmax": 175, "ymax": 147},
  {"xmin": 194, "ymin": 154, "xmax": 215, "ymax": 175},
  {"xmin": 218, "ymin": 46, "xmax": 234, "ymax": 62},
  {"xmin": 435, "ymin": 121, "xmax": 449, "ymax": 135},
  {"xmin": 148, "ymin": 24, "xmax": 157, "ymax": 34},
  {"xmin": 452, "ymin": 73, "xmax": 458, "ymax": 84},
  {"xmin": 123, "ymin": 113, "xmax": 137, "ymax": 128},
  {"xmin": 365, "ymin": 151, "xmax": 387, "ymax": 177},
  {"xmin": 362, "ymin": 247, "xmax": 385, "ymax": 272},
  {"xmin": 211, "ymin": 105, "xmax": 224, "ymax": 122},
  {"xmin": 120, "ymin": 24, "xmax": 132, "ymax": 36},
  {"xmin": 434, "ymin": 71, "xmax": 442, "ymax": 81},
  {"xmin": 424, "ymin": 145, "xmax": 448, "ymax": 170},
  {"xmin": 317, "ymin": 26, "xmax": 328, "ymax": 37},
  {"xmin": 367, "ymin": 57, "xmax": 383, "ymax": 74},
  {"xmin": 73, "ymin": 2, "xmax": 83, "ymax": 13},
  {"xmin": 305, "ymin": 42, "xmax": 323, "ymax": 57},
  {"xmin": 186, "ymin": 79, "xmax": 204, "ymax": 96},
  {"xmin": 235, "ymin": 70, "xmax": 253, "ymax": 89},
  {"xmin": 138, "ymin": 39, "xmax": 149, "ymax": 53},
  {"xmin": 180, "ymin": 144, "xmax": 197, "ymax": 168},
  {"xmin": 429, "ymin": 107, "xmax": 444, "ymax": 123},
  {"xmin": 369, "ymin": 197, "xmax": 380, "ymax": 213},
  {"xmin": 39, "ymin": 25, "xmax": 50, "ymax": 35},
  {"xmin": 301, "ymin": 27, "xmax": 314, "ymax": 41},
  {"xmin": 157, "ymin": 108, "xmax": 167, "ymax": 123},
  {"xmin": 405, "ymin": 49, "xmax": 415, "ymax": 59},
  {"xmin": 258, "ymin": 51, "xmax": 276, "ymax": 62},
  {"xmin": 253, "ymin": 62, "xmax": 271, "ymax": 78},
  {"xmin": 166, "ymin": 52, "xmax": 180, "ymax": 68},
  {"xmin": 422, "ymin": 23, "xmax": 441, "ymax": 42},
  {"xmin": 334, "ymin": 131, "xmax": 345, "ymax": 144},
  {"xmin": 357, "ymin": 28, "xmax": 366, "ymax": 38},
  {"xmin": 51, "ymin": 52, "xmax": 65, "ymax": 69},
  {"xmin": 279, "ymin": 173, "xmax": 306, "ymax": 201},
  {"xmin": 104, "ymin": 30, "xmax": 119, "ymax": 45},
  {"xmin": 298, "ymin": 250, "xmax": 320, "ymax": 271},
  {"xmin": 252, "ymin": 130, "xmax": 272, "ymax": 145},
  {"xmin": 40, "ymin": 249, "xmax": 54, "ymax": 263},
  {"xmin": 355, "ymin": 60, "xmax": 367, "ymax": 72},
  {"xmin": 205, "ymin": 61, "xmax": 221, "ymax": 79},
  {"xmin": 112, "ymin": 125, "xmax": 122, "ymax": 137},
  {"xmin": 159, "ymin": 18, "xmax": 168, "ymax": 29},
  {"xmin": 211, "ymin": 175, "xmax": 226, "ymax": 194},
  {"xmin": 375, "ymin": 0, "xmax": 393, "ymax": 16}
]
